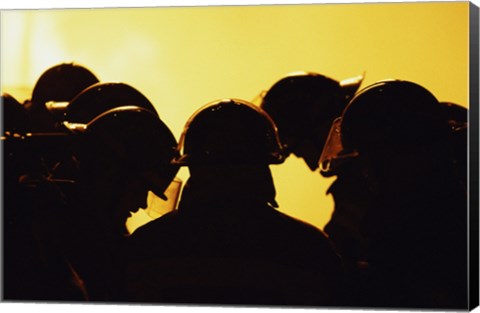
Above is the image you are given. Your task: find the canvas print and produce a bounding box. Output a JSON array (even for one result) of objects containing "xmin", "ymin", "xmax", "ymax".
[{"xmin": 1, "ymin": 1, "xmax": 478, "ymax": 311}]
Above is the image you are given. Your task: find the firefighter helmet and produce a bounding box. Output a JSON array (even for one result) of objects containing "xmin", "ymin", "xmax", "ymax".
[
  {"xmin": 59, "ymin": 82, "xmax": 158, "ymax": 124},
  {"xmin": 319, "ymin": 79, "xmax": 450, "ymax": 175},
  {"xmin": 31, "ymin": 62, "xmax": 99, "ymax": 108},
  {"xmin": 173, "ymin": 98, "xmax": 285, "ymax": 166},
  {"xmin": 259, "ymin": 71, "xmax": 363, "ymax": 152},
  {"xmin": 64, "ymin": 105, "xmax": 179, "ymax": 199}
]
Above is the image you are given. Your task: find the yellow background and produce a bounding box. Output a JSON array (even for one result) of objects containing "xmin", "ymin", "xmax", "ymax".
[{"xmin": 1, "ymin": 2, "xmax": 470, "ymax": 231}]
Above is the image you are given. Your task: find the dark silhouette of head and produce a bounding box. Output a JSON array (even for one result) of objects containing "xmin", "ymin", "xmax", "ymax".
[
  {"xmin": 63, "ymin": 105, "xmax": 179, "ymax": 232},
  {"xmin": 342, "ymin": 80, "xmax": 447, "ymax": 153},
  {"xmin": 318, "ymin": 79, "xmax": 446, "ymax": 263},
  {"xmin": 31, "ymin": 63, "xmax": 99, "ymax": 107},
  {"xmin": 260, "ymin": 72, "xmax": 363, "ymax": 170},
  {"xmin": 26, "ymin": 62, "xmax": 99, "ymax": 131},
  {"xmin": 320, "ymin": 80, "xmax": 451, "ymax": 178},
  {"xmin": 173, "ymin": 98, "xmax": 285, "ymax": 207},
  {"xmin": 323, "ymin": 79, "xmax": 458, "ymax": 239}
]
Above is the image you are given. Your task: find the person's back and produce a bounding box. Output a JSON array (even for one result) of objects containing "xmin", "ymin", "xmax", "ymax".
[
  {"xmin": 123, "ymin": 99, "xmax": 343, "ymax": 306},
  {"xmin": 126, "ymin": 176, "xmax": 342, "ymax": 306}
]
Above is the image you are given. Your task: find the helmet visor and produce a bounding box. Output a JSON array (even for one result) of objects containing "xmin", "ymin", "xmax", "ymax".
[
  {"xmin": 318, "ymin": 117, "xmax": 359, "ymax": 175},
  {"xmin": 145, "ymin": 177, "xmax": 182, "ymax": 219}
]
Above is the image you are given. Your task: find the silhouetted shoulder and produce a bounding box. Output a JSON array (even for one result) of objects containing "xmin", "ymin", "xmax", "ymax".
[
  {"xmin": 125, "ymin": 210, "xmax": 182, "ymax": 262},
  {"xmin": 268, "ymin": 208, "xmax": 341, "ymax": 261},
  {"xmin": 273, "ymin": 208, "xmax": 328, "ymax": 236}
]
